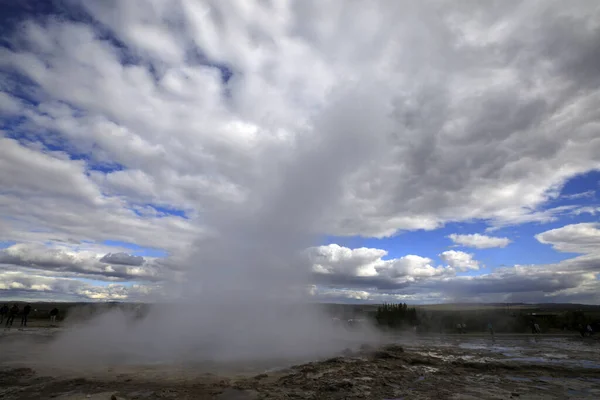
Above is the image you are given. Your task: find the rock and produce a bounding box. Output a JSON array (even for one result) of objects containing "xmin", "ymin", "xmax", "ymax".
[
  {"xmin": 322, "ymin": 379, "xmax": 354, "ymax": 391},
  {"xmin": 511, "ymin": 393, "xmax": 520, "ymax": 397},
  {"xmin": 373, "ymin": 350, "xmax": 401, "ymax": 360},
  {"xmin": 383, "ymin": 344, "xmax": 404, "ymax": 353},
  {"xmin": 253, "ymin": 373, "xmax": 268, "ymax": 380},
  {"xmin": 111, "ymin": 395, "xmax": 117, "ymax": 400}
]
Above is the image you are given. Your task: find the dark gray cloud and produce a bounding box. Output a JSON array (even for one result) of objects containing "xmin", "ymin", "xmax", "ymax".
[
  {"xmin": 99, "ymin": 252, "xmax": 145, "ymax": 266},
  {"xmin": 0, "ymin": 244, "xmax": 162, "ymax": 282}
]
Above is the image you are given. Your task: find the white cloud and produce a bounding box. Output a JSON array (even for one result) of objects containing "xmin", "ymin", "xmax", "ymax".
[
  {"xmin": 1, "ymin": 1, "xmax": 600, "ymax": 302},
  {"xmin": 448, "ymin": 233, "xmax": 511, "ymax": 249},
  {"xmin": 2, "ymin": 1, "xmax": 599, "ymax": 241},
  {"xmin": 307, "ymin": 244, "xmax": 452, "ymax": 290},
  {"xmin": 572, "ymin": 206, "xmax": 600, "ymax": 216},
  {"xmin": 439, "ymin": 250, "xmax": 480, "ymax": 272},
  {"xmin": 563, "ymin": 190, "xmax": 595, "ymax": 200},
  {"xmin": 0, "ymin": 243, "xmax": 163, "ymax": 282},
  {"xmin": 0, "ymin": 269, "xmax": 157, "ymax": 302},
  {"xmin": 307, "ymin": 244, "xmax": 385, "ymax": 277},
  {"xmin": 535, "ymin": 223, "xmax": 600, "ymax": 254}
]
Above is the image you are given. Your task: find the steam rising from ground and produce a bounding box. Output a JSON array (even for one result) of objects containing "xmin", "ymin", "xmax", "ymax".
[{"xmin": 46, "ymin": 83, "xmax": 390, "ymax": 366}]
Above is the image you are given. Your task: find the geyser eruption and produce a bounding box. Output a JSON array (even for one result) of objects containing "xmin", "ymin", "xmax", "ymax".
[{"xmin": 47, "ymin": 83, "xmax": 392, "ymax": 367}]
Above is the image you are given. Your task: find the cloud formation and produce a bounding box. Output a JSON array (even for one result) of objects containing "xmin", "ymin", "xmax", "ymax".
[
  {"xmin": 99, "ymin": 252, "xmax": 145, "ymax": 266},
  {"xmin": 535, "ymin": 223, "xmax": 600, "ymax": 254},
  {"xmin": 448, "ymin": 233, "xmax": 511, "ymax": 249},
  {"xmin": 439, "ymin": 250, "xmax": 480, "ymax": 272},
  {"xmin": 0, "ymin": 1, "xmax": 599, "ymax": 303},
  {"xmin": 0, "ymin": 243, "xmax": 162, "ymax": 282}
]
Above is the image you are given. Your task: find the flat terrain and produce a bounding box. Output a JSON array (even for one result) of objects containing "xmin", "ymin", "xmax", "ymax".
[{"xmin": 1, "ymin": 326, "xmax": 599, "ymax": 399}]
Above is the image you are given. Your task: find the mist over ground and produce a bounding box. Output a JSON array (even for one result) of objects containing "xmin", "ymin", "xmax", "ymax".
[{"xmin": 45, "ymin": 83, "xmax": 390, "ymax": 366}]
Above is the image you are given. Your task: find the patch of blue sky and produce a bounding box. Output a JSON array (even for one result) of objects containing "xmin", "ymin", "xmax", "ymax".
[
  {"xmin": 147, "ymin": 204, "xmax": 189, "ymax": 219},
  {"xmin": 87, "ymin": 160, "xmax": 125, "ymax": 174},
  {"xmin": 0, "ymin": 0, "xmax": 61, "ymax": 43},
  {"xmin": 3, "ymin": 0, "xmax": 235, "ymax": 105},
  {"xmin": 322, "ymin": 220, "xmax": 488, "ymax": 261},
  {"xmin": 186, "ymin": 47, "xmax": 234, "ymax": 85},
  {"xmin": 546, "ymin": 169, "xmax": 599, "ymax": 208},
  {"xmin": 0, "ymin": 241, "xmax": 17, "ymax": 249},
  {"xmin": 323, "ymin": 171, "xmax": 600, "ymax": 274},
  {"xmin": 129, "ymin": 203, "xmax": 189, "ymax": 219},
  {"xmin": 4, "ymin": 116, "xmax": 128, "ymax": 175},
  {"xmin": 101, "ymin": 240, "xmax": 168, "ymax": 258}
]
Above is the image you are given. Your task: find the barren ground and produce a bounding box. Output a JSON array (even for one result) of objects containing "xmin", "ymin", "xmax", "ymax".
[{"xmin": 1, "ymin": 327, "xmax": 599, "ymax": 399}]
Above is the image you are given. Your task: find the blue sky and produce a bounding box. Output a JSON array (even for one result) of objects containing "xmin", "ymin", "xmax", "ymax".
[
  {"xmin": 1, "ymin": 0, "xmax": 599, "ymax": 304},
  {"xmin": 326, "ymin": 170, "xmax": 599, "ymax": 264}
]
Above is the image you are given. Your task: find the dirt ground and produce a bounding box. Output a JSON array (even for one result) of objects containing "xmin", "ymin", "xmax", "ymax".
[{"xmin": 1, "ymin": 328, "xmax": 599, "ymax": 399}]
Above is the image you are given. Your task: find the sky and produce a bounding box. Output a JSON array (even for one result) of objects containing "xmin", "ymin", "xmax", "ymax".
[{"xmin": 0, "ymin": 0, "xmax": 599, "ymax": 304}]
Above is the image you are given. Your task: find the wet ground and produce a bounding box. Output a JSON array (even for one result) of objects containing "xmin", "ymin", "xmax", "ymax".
[{"xmin": 1, "ymin": 328, "xmax": 599, "ymax": 399}]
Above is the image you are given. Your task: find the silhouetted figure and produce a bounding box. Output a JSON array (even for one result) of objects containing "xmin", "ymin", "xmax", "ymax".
[
  {"xmin": 20, "ymin": 304, "xmax": 32, "ymax": 327},
  {"xmin": 49, "ymin": 308, "xmax": 59, "ymax": 324},
  {"xmin": 578, "ymin": 324, "xmax": 586, "ymax": 337},
  {"xmin": 0, "ymin": 304, "xmax": 8, "ymax": 324},
  {"xmin": 5, "ymin": 304, "xmax": 19, "ymax": 328},
  {"xmin": 587, "ymin": 324, "xmax": 593, "ymax": 336},
  {"xmin": 531, "ymin": 320, "xmax": 541, "ymax": 334},
  {"xmin": 487, "ymin": 322, "xmax": 494, "ymax": 336}
]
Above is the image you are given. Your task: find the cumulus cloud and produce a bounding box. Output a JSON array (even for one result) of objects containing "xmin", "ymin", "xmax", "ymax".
[
  {"xmin": 535, "ymin": 223, "xmax": 600, "ymax": 254},
  {"xmin": 448, "ymin": 233, "xmax": 511, "ymax": 249},
  {"xmin": 439, "ymin": 250, "xmax": 480, "ymax": 272},
  {"xmin": 307, "ymin": 244, "xmax": 452, "ymax": 291},
  {"xmin": 99, "ymin": 252, "xmax": 145, "ymax": 266},
  {"xmin": 2, "ymin": 1, "xmax": 600, "ymax": 241},
  {"xmin": 0, "ymin": 243, "xmax": 162, "ymax": 282},
  {"xmin": 308, "ymin": 242, "xmax": 600, "ymax": 304},
  {"xmin": 1, "ymin": 1, "xmax": 600, "ymax": 303}
]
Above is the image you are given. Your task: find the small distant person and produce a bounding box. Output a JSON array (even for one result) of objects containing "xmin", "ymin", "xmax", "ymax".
[
  {"xmin": 578, "ymin": 324, "xmax": 586, "ymax": 337},
  {"xmin": 487, "ymin": 322, "xmax": 494, "ymax": 336},
  {"xmin": 5, "ymin": 304, "xmax": 19, "ymax": 328},
  {"xmin": 49, "ymin": 307, "xmax": 59, "ymax": 324},
  {"xmin": 587, "ymin": 324, "xmax": 593, "ymax": 336},
  {"xmin": 20, "ymin": 304, "xmax": 32, "ymax": 327},
  {"xmin": 534, "ymin": 323, "xmax": 541, "ymax": 334},
  {"xmin": 0, "ymin": 304, "xmax": 8, "ymax": 324},
  {"xmin": 462, "ymin": 323, "xmax": 467, "ymax": 334}
]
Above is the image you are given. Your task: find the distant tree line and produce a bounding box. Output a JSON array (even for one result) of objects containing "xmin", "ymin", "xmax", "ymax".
[
  {"xmin": 375, "ymin": 303, "xmax": 419, "ymax": 328},
  {"xmin": 409, "ymin": 308, "xmax": 600, "ymax": 334}
]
